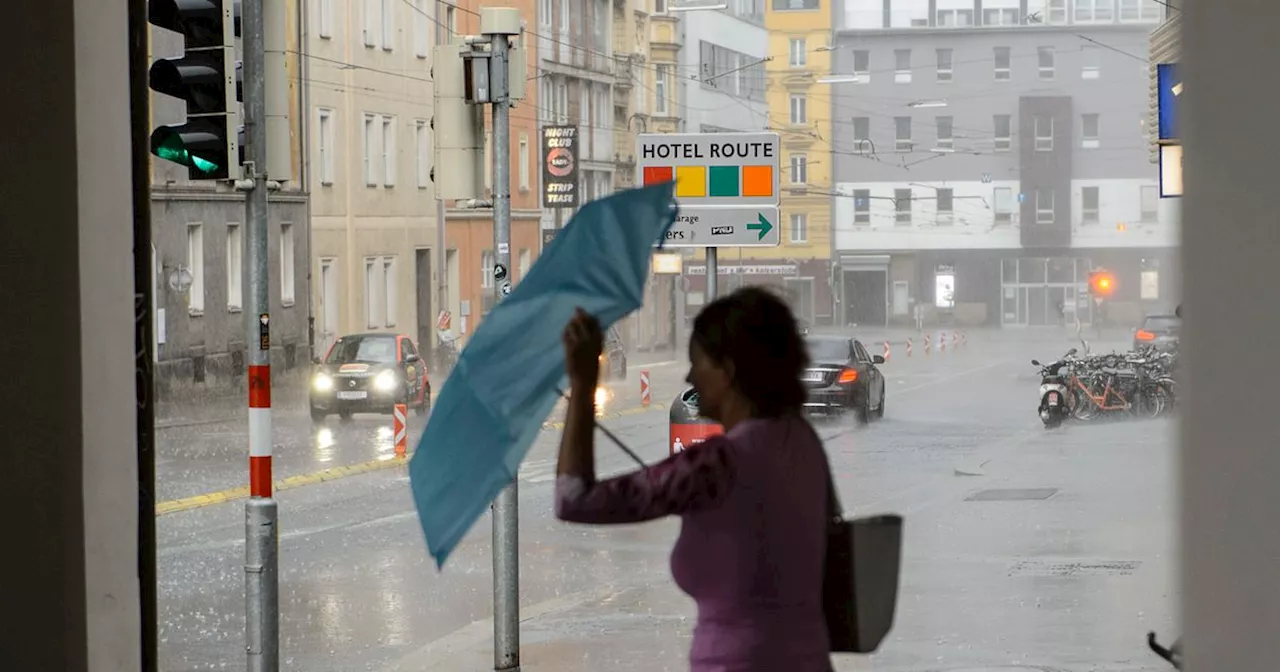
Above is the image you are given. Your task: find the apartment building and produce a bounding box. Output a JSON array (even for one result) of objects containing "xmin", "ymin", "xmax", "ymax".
[
  {"xmin": 150, "ymin": 0, "xmax": 309, "ymax": 389},
  {"xmin": 830, "ymin": 0, "xmax": 1176, "ymax": 328},
  {"xmin": 749, "ymin": 0, "xmax": 837, "ymax": 325},
  {"xmin": 306, "ymin": 0, "xmax": 442, "ymax": 360}
]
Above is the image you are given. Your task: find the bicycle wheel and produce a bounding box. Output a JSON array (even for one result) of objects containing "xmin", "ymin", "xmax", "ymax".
[{"xmin": 1071, "ymin": 387, "xmax": 1100, "ymax": 420}]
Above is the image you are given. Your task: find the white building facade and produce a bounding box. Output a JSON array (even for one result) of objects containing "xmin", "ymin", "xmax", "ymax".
[
  {"xmin": 679, "ymin": 0, "xmax": 770, "ymax": 133},
  {"xmin": 830, "ymin": 0, "xmax": 1177, "ymax": 328}
]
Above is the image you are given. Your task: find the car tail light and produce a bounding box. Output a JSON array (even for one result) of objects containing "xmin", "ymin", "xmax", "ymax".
[
  {"xmin": 838, "ymin": 368, "xmax": 858, "ymax": 384},
  {"xmin": 1136, "ymin": 329, "xmax": 1156, "ymax": 341}
]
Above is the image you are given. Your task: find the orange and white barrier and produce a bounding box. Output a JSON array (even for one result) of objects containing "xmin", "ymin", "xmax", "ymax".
[
  {"xmin": 640, "ymin": 370, "xmax": 652, "ymax": 407},
  {"xmin": 923, "ymin": 334, "xmax": 932, "ymax": 356},
  {"xmin": 940, "ymin": 332, "xmax": 948, "ymax": 353},
  {"xmin": 905, "ymin": 338, "xmax": 913, "ymax": 357},
  {"xmin": 394, "ymin": 403, "xmax": 408, "ymax": 458},
  {"xmin": 882, "ymin": 341, "xmax": 891, "ymax": 362}
]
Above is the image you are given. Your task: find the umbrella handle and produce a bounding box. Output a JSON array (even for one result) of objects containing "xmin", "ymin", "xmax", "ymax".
[{"xmin": 557, "ymin": 388, "xmax": 649, "ymax": 469}]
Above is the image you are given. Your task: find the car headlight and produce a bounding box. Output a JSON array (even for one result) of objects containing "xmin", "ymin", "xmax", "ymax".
[
  {"xmin": 313, "ymin": 373, "xmax": 334, "ymax": 391},
  {"xmin": 593, "ymin": 386, "xmax": 611, "ymax": 411},
  {"xmin": 374, "ymin": 370, "xmax": 398, "ymax": 392}
]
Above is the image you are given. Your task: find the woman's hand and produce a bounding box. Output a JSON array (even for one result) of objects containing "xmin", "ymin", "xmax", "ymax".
[{"xmin": 563, "ymin": 308, "xmax": 603, "ymax": 389}]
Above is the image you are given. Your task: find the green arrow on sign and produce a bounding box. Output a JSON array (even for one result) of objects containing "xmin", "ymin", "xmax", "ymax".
[{"xmin": 747, "ymin": 212, "xmax": 773, "ymax": 241}]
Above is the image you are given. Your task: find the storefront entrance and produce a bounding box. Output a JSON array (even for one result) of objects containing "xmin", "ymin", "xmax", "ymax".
[{"xmin": 1000, "ymin": 257, "xmax": 1094, "ymax": 327}]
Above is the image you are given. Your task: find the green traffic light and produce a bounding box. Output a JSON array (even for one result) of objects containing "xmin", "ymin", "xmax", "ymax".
[{"xmin": 150, "ymin": 123, "xmax": 230, "ymax": 179}]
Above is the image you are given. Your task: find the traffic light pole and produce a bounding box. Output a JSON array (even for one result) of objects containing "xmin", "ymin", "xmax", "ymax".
[
  {"xmin": 243, "ymin": 0, "xmax": 279, "ymax": 669},
  {"xmin": 487, "ymin": 29, "xmax": 521, "ymax": 672}
]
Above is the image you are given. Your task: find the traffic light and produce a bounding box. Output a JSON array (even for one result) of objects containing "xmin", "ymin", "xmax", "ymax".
[
  {"xmin": 430, "ymin": 43, "xmax": 485, "ymax": 200},
  {"xmin": 1089, "ymin": 269, "xmax": 1116, "ymax": 297},
  {"xmin": 148, "ymin": 0, "xmax": 242, "ymax": 181}
]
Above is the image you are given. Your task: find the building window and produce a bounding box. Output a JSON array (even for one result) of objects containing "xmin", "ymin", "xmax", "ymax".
[
  {"xmin": 446, "ymin": 5, "xmax": 455, "ymax": 33},
  {"xmin": 789, "ymin": 38, "xmax": 806, "ymax": 68},
  {"xmin": 518, "ymin": 134, "xmax": 530, "ymax": 191},
  {"xmin": 894, "ymin": 116, "xmax": 912, "ymax": 152},
  {"xmin": 317, "ymin": 108, "xmax": 334, "ymax": 185},
  {"xmin": 772, "ymin": 0, "xmax": 819, "ymax": 10},
  {"xmin": 380, "ymin": 0, "xmax": 394, "ymax": 49},
  {"xmin": 894, "ymin": 188, "xmax": 912, "ymax": 224},
  {"xmin": 382, "ymin": 257, "xmax": 396, "ymax": 327},
  {"xmin": 1081, "ymin": 113, "xmax": 1100, "ymax": 148},
  {"xmin": 936, "ymin": 48, "xmax": 953, "ymax": 82},
  {"xmin": 187, "ymin": 223, "xmax": 204, "ymax": 314},
  {"xmin": 362, "ymin": 0, "xmax": 376, "ymax": 46},
  {"xmin": 413, "ymin": 0, "xmax": 427, "ymax": 56},
  {"xmin": 1082, "ymin": 186, "xmax": 1100, "ymax": 224},
  {"xmin": 1141, "ymin": 185, "xmax": 1159, "ymax": 221},
  {"xmin": 789, "ymin": 213, "xmax": 807, "ymax": 243},
  {"xmin": 853, "ymin": 189, "xmax": 871, "ymax": 224},
  {"xmin": 540, "ymin": 0, "xmax": 552, "ymax": 25},
  {"xmin": 994, "ymin": 187, "xmax": 1014, "ymax": 224},
  {"xmin": 994, "ymin": 114, "xmax": 1012, "ymax": 151},
  {"xmin": 318, "ymin": 0, "xmax": 333, "ymax": 38},
  {"xmin": 364, "ymin": 258, "xmax": 381, "ymax": 328},
  {"xmin": 226, "ymin": 223, "xmax": 242, "ymax": 311},
  {"xmin": 1038, "ymin": 47, "xmax": 1055, "ymax": 80},
  {"xmin": 935, "ymin": 116, "xmax": 953, "ymax": 150},
  {"xmin": 852, "ymin": 50, "xmax": 869, "ymax": 82},
  {"xmin": 790, "ymin": 95, "xmax": 807, "ymax": 124},
  {"xmin": 993, "ymin": 47, "xmax": 1011, "ymax": 81},
  {"xmin": 1036, "ymin": 188, "xmax": 1055, "ymax": 223},
  {"xmin": 790, "ymin": 154, "xmax": 807, "ymax": 184},
  {"xmin": 415, "ymin": 120, "xmax": 428, "ymax": 188},
  {"xmin": 1075, "ymin": 0, "xmax": 1114, "ymax": 22},
  {"xmin": 481, "ymin": 249, "xmax": 495, "ymax": 289},
  {"xmin": 1045, "ymin": 0, "xmax": 1068, "ymax": 23},
  {"xmin": 936, "ymin": 8, "xmax": 973, "ymax": 26},
  {"xmin": 983, "ymin": 7, "xmax": 1018, "ymax": 25},
  {"xmin": 655, "ymin": 65, "xmax": 669, "ymax": 115},
  {"xmin": 280, "ymin": 223, "xmax": 296, "ymax": 305},
  {"xmin": 894, "ymin": 49, "xmax": 911, "ymax": 83},
  {"xmin": 654, "ymin": 0, "xmax": 666, "ymax": 13},
  {"xmin": 852, "ymin": 117, "xmax": 871, "ymax": 152},
  {"xmin": 936, "ymin": 188, "xmax": 954, "ymax": 224},
  {"xmin": 484, "ymin": 130, "xmax": 493, "ymax": 192},
  {"xmin": 381, "ymin": 116, "xmax": 396, "ymax": 186},
  {"xmin": 1035, "ymin": 115, "xmax": 1054, "ymax": 151},
  {"xmin": 1081, "ymin": 46, "xmax": 1101, "ymax": 79},
  {"xmin": 363, "ymin": 113, "xmax": 377, "ymax": 185}
]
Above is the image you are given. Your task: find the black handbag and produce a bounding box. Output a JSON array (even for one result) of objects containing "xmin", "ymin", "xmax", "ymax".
[{"xmin": 822, "ymin": 466, "xmax": 904, "ymax": 654}]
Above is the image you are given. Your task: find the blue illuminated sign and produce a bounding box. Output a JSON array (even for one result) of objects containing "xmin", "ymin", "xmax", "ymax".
[{"xmin": 1157, "ymin": 63, "xmax": 1181, "ymax": 141}]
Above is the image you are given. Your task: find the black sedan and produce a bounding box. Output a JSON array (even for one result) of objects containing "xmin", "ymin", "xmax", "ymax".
[
  {"xmin": 1133, "ymin": 313, "xmax": 1180, "ymax": 353},
  {"xmin": 801, "ymin": 335, "xmax": 886, "ymax": 423},
  {"xmin": 309, "ymin": 333, "xmax": 431, "ymax": 422}
]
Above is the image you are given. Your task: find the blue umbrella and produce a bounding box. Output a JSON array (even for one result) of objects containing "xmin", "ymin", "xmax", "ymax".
[{"xmin": 409, "ymin": 182, "xmax": 677, "ymax": 568}]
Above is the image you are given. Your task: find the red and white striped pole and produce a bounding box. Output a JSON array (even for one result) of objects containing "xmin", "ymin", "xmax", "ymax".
[
  {"xmin": 249, "ymin": 346, "xmax": 272, "ymax": 497},
  {"xmin": 394, "ymin": 403, "xmax": 408, "ymax": 458}
]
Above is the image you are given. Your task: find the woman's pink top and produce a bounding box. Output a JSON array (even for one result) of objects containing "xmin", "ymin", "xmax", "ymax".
[{"xmin": 555, "ymin": 414, "xmax": 833, "ymax": 672}]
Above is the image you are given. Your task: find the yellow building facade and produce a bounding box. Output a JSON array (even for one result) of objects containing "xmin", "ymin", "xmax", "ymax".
[{"xmin": 741, "ymin": 0, "xmax": 835, "ymax": 325}]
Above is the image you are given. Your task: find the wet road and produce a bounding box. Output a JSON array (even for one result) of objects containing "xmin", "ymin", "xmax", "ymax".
[{"xmin": 156, "ymin": 335, "xmax": 1178, "ymax": 672}]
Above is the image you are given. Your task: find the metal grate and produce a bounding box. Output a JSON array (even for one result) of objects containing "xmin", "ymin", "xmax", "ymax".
[
  {"xmin": 965, "ymin": 488, "xmax": 1059, "ymax": 501},
  {"xmin": 1009, "ymin": 559, "xmax": 1142, "ymax": 578}
]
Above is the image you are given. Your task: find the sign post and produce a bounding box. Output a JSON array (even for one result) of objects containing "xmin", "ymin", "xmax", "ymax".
[
  {"xmin": 637, "ymin": 132, "xmax": 782, "ymax": 302},
  {"xmin": 1157, "ymin": 63, "xmax": 1182, "ymax": 198}
]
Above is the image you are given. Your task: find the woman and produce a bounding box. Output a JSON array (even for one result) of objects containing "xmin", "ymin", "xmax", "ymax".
[{"xmin": 555, "ymin": 287, "xmax": 833, "ymax": 672}]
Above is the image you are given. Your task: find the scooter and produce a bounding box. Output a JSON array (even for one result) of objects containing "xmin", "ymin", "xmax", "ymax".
[{"xmin": 1031, "ymin": 348, "xmax": 1077, "ymax": 429}]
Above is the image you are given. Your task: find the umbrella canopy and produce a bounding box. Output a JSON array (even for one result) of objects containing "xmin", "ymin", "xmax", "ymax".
[{"xmin": 409, "ymin": 182, "xmax": 677, "ymax": 567}]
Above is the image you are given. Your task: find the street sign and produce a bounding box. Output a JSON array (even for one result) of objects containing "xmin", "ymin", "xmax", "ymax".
[
  {"xmin": 638, "ymin": 132, "xmax": 781, "ymax": 249},
  {"xmin": 637, "ymin": 132, "xmax": 780, "ymax": 208},
  {"xmin": 656, "ymin": 206, "xmax": 780, "ymax": 248},
  {"xmin": 1157, "ymin": 63, "xmax": 1180, "ymax": 141}
]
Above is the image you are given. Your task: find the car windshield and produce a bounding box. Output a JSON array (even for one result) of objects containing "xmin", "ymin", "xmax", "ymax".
[
  {"xmin": 1143, "ymin": 316, "xmax": 1181, "ymax": 332},
  {"xmin": 806, "ymin": 337, "xmax": 850, "ymax": 362},
  {"xmin": 325, "ymin": 336, "xmax": 397, "ymax": 364}
]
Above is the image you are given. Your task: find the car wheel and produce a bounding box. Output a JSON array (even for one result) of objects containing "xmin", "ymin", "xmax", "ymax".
[
  {"xmin": 854, "ymin": 392, "xmax": 871, "ymax": 425},
  {"xmin": 875, "ymin": 393, "xmax": 885, "ymax": 419},
  {"xmin": 310, "ymin": 406, "xmax": 327, "ymax": 423},
  {"xmin": 617, "ymin": 358, "xmax": 627, "ymax": 380},
  {"xmin": 338, "ymin": 409, "xmax": 353, "ymax": 422}
]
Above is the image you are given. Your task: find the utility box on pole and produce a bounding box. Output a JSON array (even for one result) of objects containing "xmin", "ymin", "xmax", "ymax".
[{"xmin": 431, "ymin": 43, "xmax": 485, "ymax": 200}]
